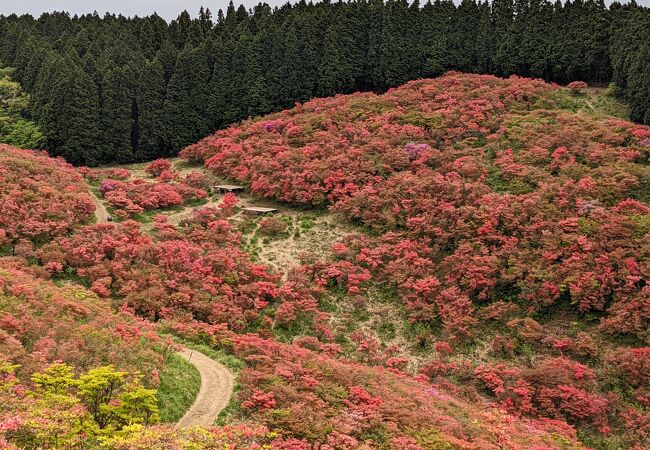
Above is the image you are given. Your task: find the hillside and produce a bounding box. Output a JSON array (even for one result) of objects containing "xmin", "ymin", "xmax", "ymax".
[
  {"xmin": 183, "ymin": 72, "xmax": 650, "ymax": 448},
  {"xmin": 0, "ymin": 73, "xmax": 648, "ymax": 449},
  {"xmin": 1, "ymin": 1, "xmax": 648, "ymax": 165},
  {"xmin": 0, "ymin": 149, "xmax": 584, "ymax": 449}
]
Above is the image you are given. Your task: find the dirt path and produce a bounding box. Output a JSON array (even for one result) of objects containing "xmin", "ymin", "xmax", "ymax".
[
  {"xmin": 89, "ymin": 189, "xmax": 110, "ymax": 223},
  {"xmin": 176, "ymin": 348, "xmax": 235, "ymax": 428},
  {"xmin": 85, "ymin": 183, "xmax": 236, "ymax": 427}
]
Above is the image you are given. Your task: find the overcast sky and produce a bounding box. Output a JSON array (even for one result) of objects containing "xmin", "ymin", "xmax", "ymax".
[
  {"xmin": 1, "ymin": 0, "xmax": 647, "ymax": 21},
  {"xmin": 0, "ymin": 1, "xmax": 286, "ymax": 21}
]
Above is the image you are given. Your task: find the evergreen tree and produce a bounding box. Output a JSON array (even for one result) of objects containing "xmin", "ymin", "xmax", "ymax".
[
  {"xmin": 448, "ymin": 0, "xmax": 481, "ymax": 72},
  {"xmin": 163, "ymin": 45, "xmax": 211, "ymax": 152},
  {"xmin": 420, "ymin": 0, "xmax": 452, "ymax": 78},
  {"xmin": 365, "ymin": 0, "xmax": 385, "ymax": 89},
  {"xmin": 381, "ymin": 0, "xmax": 419, "ymax": 86},
  {"xmin": 492, "ymin": 0, "xmax": 515, "ymax": 76},
  {"xmin": 208, "ymin": 37, "xmax": 233, "ymax": 130},
  {"xmin": 99, "ymin": 66, "xmax": 135, "ymax": 163},
  {"xmin": 136, "ymin": 59, "xmax": 166, "ymax": 159},
  {"xmin": 44, "ymin": 57, "xmax": 101, "ymax": 165},
  {"xmin": 316, "ymin": 3, "xmax": 357, "ymax": 97}
]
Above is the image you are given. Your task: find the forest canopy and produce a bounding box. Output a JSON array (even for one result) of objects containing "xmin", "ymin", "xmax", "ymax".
[{"xmin": 0, "ymin": 0, "xmax": 648, "ymax": 166}]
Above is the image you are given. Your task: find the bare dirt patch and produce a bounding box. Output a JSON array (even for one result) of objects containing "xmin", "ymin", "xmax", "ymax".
[{"xmin": 176, "ymin": 348, "xmax": 235, "ymax": 428}]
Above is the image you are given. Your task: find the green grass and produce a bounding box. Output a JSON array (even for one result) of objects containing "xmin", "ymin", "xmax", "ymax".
[
  {"xmin": 131, "ymin": 204, "xmax": 186, "ymax": 224},
  {"xmin": 553, "ymin": 86, "xmax": 630, "ymax": 120},
  {"xmin": 156, "ymin": 352, "xmax": 201, "ymax": 423},
  {"xmin": 175, "ymin": 340, "xmax": 245, "ymax": 372}
]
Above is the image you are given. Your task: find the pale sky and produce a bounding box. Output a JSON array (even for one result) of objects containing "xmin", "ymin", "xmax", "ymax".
[
  {"xmin": 1, "ymin": 0, "xmax": 647, "ymax": 21},
  {"xmin": 0, "ymin": 1, "xmax": 287, "ymax": 21}
]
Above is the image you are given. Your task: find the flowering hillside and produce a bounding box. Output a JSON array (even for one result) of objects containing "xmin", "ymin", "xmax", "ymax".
[
  {"xmin": 0, "ymin": 261, "xmax": 172, "ymax": 446},
  {"xmin": 0, "ymin": 139, "xmax": 589, "ymax": 448},
  {"xmin": 0, "ymin": 145, "xmax": 94, "ymax": 254},
  {"xmin": 183, "ymin": 73, "xmax": 650, "ymax": 447},
  {"xmin": 2, "ymin": 72, "xmax": 649, "ymax": 447}
]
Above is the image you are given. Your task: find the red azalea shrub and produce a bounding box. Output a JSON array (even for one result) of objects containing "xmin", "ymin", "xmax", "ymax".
[
  {"xmin": 221, "ymin": 192, "xmax": 238, "ymax": 212},
  {"xmin": 0, "ymin": 145, "xmax": 94, "ymax": 251},
  {"xmin": 608, "ymin": 347, "xmax": 650, "ymax": 388},
  {"xmin": 99, "ymin": 178, "xmax": 207, "ymax": 217},
  {"xmin": 567, "ymin": 81, "xmax": 588, "ymax": 93},
  {"xmin": 157, "ymin": 169, "xmax": 176, "ymax": 182},
  {"xmin": 145, "ymin": 158, "xmax": 172, "ymax": 177},
  {"xmin": 184, "ymin": 171, "xmax": 211, "ymax": 190},
  {"xmin": 258, "ymin": 217, "xmax": 288, "ymax": 236},
  {"xmin": 474, "ymin": 357, "xmax": 612, "ymax": 432},
  {"xmin": 608, "ymin": 347, "xmax": 650, "ymax": 404}
]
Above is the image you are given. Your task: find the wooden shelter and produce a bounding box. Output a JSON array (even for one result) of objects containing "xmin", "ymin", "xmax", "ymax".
[
  {"xmin": 243, "ymin": 207, "xmax": 278, "ymax": 215},
  {"xmin": 213, "ymin": 184, "xmax": 245, "ymax": 194}
]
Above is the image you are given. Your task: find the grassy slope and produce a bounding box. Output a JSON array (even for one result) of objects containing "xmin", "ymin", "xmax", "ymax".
[{"xmin": 157, "ymin": 352, "xmax": 201, "ymax": 423}]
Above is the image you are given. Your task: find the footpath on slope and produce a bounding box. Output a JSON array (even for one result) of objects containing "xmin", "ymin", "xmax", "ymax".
[
  {"xmin": 176, "ymin": 348, "xmax": 235, "ymax": 428},
  {"xmin": 90, "ymin": 189, "xmax": 110, "ymax": 223},
  {"xmin": 87, "ymin": 186, "xmax": 236, "ymax": 427}
]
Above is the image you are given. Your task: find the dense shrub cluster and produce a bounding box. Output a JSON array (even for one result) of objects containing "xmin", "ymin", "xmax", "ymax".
[
  {"xmin": 1, "ymin": 135, "xmax": 587, "ymax": 448},
  {"xmin": 184, "ymin": 73, "xmax": 649, "ymax": 338},
  {"xmin": 97, "ymin": 177, "xmax": 207, "ymax": 218},
  {"xmin": 78, "ymin": 166, "xmax": 131, "ymax": 182},
  {"xmin": 37, "ymin": 209, "xmax": 319, "ymax": 332},
  {"xmin": 0, "ymin": 262, "xmax": 169, "ymax": 447},
  {"xmin": 228, "ymin": 334, "xmax": 583, "ymax": 449},
  {"xmin": 0, "ymin": 145, "xmax": 94, "ymax": 253},
  {"xmin": 0, "ymin": 362, "xmax": 159, "ymax": 448},
  {"xmin": 0, "ymin": 260, "xmax": 165, "ymax": 378}
]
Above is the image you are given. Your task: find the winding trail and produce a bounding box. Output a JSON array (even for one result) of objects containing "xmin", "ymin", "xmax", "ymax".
[
  {"xmin": 176, "ymin": 348, "xmax": 235, "ymax": 427},
  {"xmin": 86, "ymin": 184, "xmax": 236, "ymax": 427},
  {"xmin": 89, "ymin": 189, "xmax": 109, "ymax": 223}
]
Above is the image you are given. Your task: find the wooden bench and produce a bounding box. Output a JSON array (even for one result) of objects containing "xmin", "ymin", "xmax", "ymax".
[
  {"xmin": 213, "ymin": 184, "xmax": 245, "ymax": 194},
  {"xmin": 242, "ymin": 207, "xmax": 278, "ymax": 215}
]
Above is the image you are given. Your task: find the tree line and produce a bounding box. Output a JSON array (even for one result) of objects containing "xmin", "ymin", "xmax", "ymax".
[{"xmin": 0, "ymin": 0, "xmax": 648, "ymax": 166}]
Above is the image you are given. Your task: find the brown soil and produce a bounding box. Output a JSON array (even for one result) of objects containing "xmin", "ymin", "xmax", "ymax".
[{"xmin": 176, "ymin": 348, "xmax": 235, "ymax": 428}]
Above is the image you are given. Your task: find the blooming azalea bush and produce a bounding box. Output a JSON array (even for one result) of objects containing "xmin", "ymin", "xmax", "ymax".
[
  {"xmin": 98, "ymin": 177, "xmax": 207, "ymax": 217},
  {"xmin": 567, "ymin": 81, "xmax": 588, "ymax": 93},
  {"xmin": 0, "ymin": 145, "xmax": 94, "ymax": 252},
  {"xmin": 145, "ymin": 159, "xmax": 172, "ymax": 177}
]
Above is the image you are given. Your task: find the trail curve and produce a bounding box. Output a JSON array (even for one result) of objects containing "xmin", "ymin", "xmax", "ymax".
[
  {"xmin": 86, "ymin": 183, "xmax": 236, "ymax": 427},
  {"xmin": 88, "ymin": 189, "xmax": 110, "ymax": 223},
  {"xmin": 176, "ymin": 348, "xmax": 235, "ymax": 428}
]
